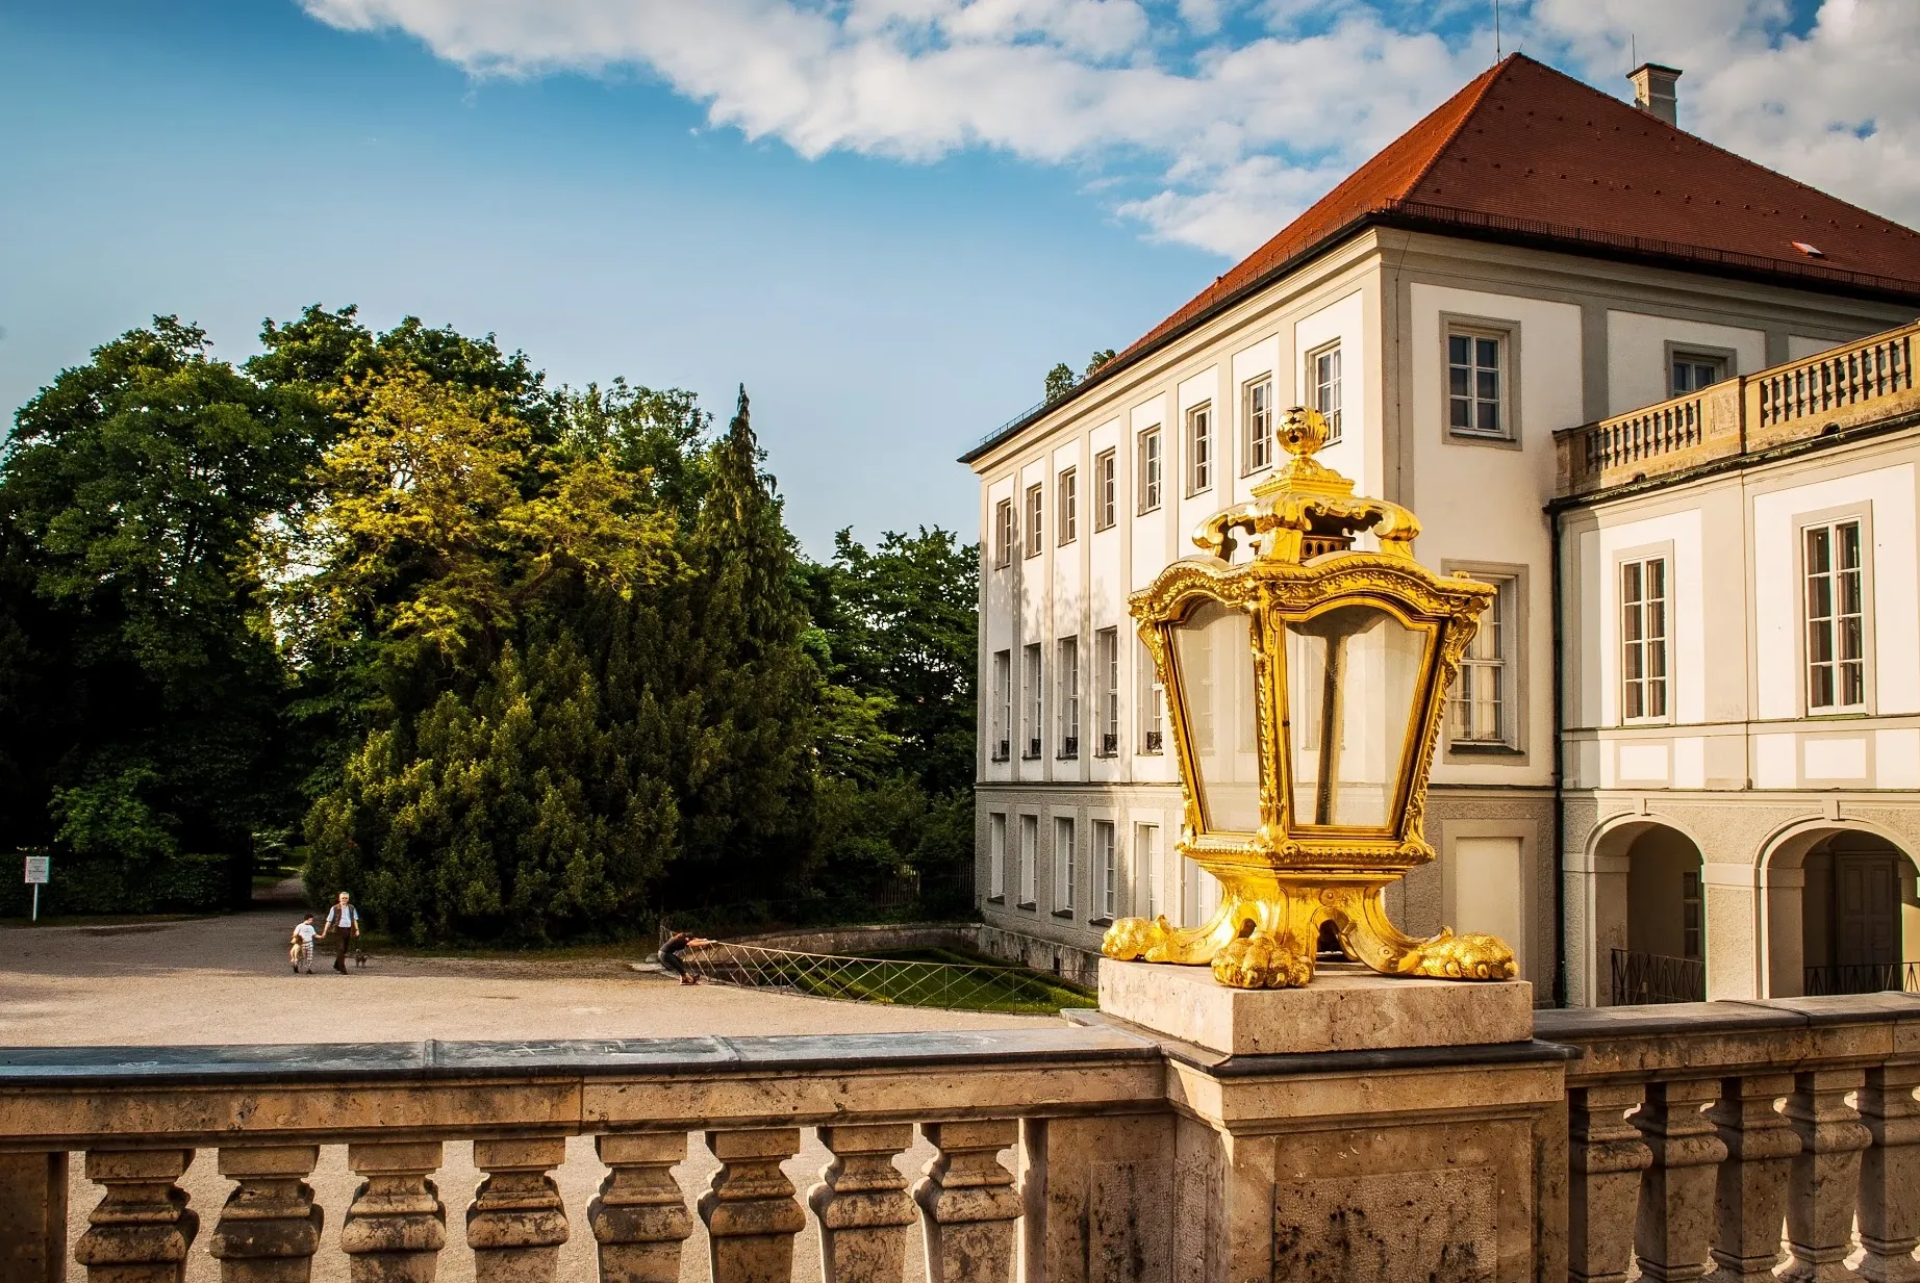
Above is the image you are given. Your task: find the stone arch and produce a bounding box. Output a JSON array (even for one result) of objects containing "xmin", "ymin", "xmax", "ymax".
[
  {"xmin": 1761, "ymin": 817, "xmax": 1919, "ymax": 997},
  {"xmin": 1586, "ymin": 815, "xmax": 1707, "ymax": 1004}
]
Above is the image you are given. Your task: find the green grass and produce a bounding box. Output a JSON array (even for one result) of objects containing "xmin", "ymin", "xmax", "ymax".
[{"xmin": 763, "ymin": 948, "xmax": 1096, "ymax": 1014}]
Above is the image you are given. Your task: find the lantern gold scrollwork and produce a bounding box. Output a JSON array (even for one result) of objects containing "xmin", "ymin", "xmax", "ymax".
[{"xmin": 1101, "ymin": 407, "xmax": 1518, "ymax": 989}]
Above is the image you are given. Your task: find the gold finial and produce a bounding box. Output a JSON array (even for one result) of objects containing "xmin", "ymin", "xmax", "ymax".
[{"xmin": 1277, "ymin": 403, "xmax": 1330, "ymax": 460}]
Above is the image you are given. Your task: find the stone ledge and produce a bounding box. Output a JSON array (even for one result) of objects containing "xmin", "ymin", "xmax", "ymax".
[{"xmin": 1098, "ymin": 958, "xmax": 1533, "ymax": 1056}]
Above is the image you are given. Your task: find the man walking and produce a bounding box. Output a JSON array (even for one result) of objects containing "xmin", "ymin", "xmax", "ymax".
[{"xmin": 319, "ymin": 892, "xmax": 360, "ymax": 974}]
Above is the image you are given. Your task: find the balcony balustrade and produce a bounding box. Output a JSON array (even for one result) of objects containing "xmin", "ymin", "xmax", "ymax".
[
  {"xmin": 1556, "ymin": 321, "xmax": 1920, "ymax": 497},
  {"xmin": 3, "ymin": 993, "xmax": 1919, "ymax": 1282}
]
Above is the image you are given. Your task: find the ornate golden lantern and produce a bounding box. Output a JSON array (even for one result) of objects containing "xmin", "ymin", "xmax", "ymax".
[{"xmin": 1102, "ymin": 408, "xmax": 1518, "ymax": 989}]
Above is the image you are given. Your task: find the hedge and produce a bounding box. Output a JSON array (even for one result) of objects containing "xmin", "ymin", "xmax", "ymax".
[{"xmin": 2, "ymin": 851, "xmax": 241, "ymax": 918}]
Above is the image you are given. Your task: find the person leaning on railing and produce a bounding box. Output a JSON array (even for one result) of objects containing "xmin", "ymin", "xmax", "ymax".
[{"xmin": 658, "ymin": 927, "xmax": 716, "ymax": 986}]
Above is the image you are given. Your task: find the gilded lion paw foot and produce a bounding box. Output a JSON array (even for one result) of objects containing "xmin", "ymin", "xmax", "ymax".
[
  {"xmin": 1398, "ymin": 931, "xmax": 1518, "ymax": 980},
  {"xmin": 1101, "ymin": 916, "xmax": 1170, "ymax": 961},
  {"xmin": 1211, "ymin": 934, "xmax": 1313, "ymax": 989}
]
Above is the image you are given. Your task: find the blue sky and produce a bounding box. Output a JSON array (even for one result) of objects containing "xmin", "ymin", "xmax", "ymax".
[{"xmin": 1, "ymin": 0, "xmax": 1903, "ymax": 553}]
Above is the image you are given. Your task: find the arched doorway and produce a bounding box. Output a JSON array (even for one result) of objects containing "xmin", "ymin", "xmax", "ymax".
[
  {"xmin": 1591, "ymin": 820, "xmax": 1706, "ymax": 1004},
  {"xmin": 1766, "ymin": 826, "xmax": 1917, "ymax": 996}
]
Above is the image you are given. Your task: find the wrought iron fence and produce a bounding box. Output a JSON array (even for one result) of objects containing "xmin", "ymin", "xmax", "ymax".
[
  {"xmin": 1611, "ymin": 948, "xmax": 1706, "ymax": 1005},
  {"xmin": 1803, "ymin": 961, "xmax": 1920, "ymax": 996},
  {"xmin": 677, "ymin": 940, "xmax": 1095, "ymax": 1014}
]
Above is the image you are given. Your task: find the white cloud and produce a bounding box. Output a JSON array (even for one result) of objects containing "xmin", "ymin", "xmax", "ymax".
[{"xmin": 300, "ymin": 0, "xmax": 1920, "ymax": 257}]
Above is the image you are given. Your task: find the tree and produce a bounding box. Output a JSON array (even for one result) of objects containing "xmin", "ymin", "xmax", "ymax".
[
  {"xmin": 1044, "ymin": 362, "xmax": 1078, "ymax": 402},
  {"xmin": 1086, "ymin": 348, "xmax": 1116, "ymax": 377}
]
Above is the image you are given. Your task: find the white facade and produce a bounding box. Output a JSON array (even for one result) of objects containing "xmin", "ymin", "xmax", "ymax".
[{"xmin": 965, "ymin": 225, "xmax": 1914, "ymax": 1000}]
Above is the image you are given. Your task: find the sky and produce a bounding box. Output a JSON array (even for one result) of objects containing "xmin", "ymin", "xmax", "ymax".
[{"xmin": 4, "ymin": 0, "xmax": 1916, "ymax": 553}]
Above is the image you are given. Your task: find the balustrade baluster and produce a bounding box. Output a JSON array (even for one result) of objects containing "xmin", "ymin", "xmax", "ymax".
[
  {"xmin": 468, "ymin": 1138, "xmax": 569, "ymax": 1283},
  {"xmin": 589, "ymin": 1133, "xmax": 693, "ymax": 1283},
  {"xmin": 1857, "ymin": 1063, "xmax": 1920, "ymax": 1283},
  {"xmin": 914, "ymin": 1120, "xmax": 1020, "ymax": 1283},
  {"xmin": 1781, "ymin": 1069, "xmax": 1872, "ymax": 1283},
  {"xmin": 1569, "ymin": 1084, "xmax": 1651, "ymax": 1283},
  {"xmin": 810, "ymin": 1124, "xmax": 917, "ymax": 1283},
  {"xmin": 74, "ymin": 1149, "xmax": 199, "ymax": 1283},
  {"xmin": 341, "ymin": 1141, "xmax": 446, "ymax": 1283},
  {"xmin": 1705, "ymin": 1074, "xmax": 1797, "ymax": 1283},
  {"xmin": 1633, "ymin": 1079, "xmax": 1728, "ymax": 1282},
  {"xmin": 699, "ymin": 1128, "xmax": 807, "ymax": 1283},
  {"xmin": 208, "ymin": 1146, "xmax": 323, "ymax": 1283}
]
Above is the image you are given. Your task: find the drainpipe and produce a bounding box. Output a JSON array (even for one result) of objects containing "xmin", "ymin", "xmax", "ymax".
[{"xmin": 1549, "ymin": 503, "xmax": 1569, "ymax": 1008}]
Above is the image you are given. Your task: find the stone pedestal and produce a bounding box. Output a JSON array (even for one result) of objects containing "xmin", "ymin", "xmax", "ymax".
[{"xmin": 1095, "ymin": 959, "xmax": 1561, "ymax": 1283}]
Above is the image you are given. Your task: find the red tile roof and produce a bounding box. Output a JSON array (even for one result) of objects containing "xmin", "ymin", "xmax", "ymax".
[{"xmin": 964, "ymin": 54, "xmax": 1920, "ymax": 461}]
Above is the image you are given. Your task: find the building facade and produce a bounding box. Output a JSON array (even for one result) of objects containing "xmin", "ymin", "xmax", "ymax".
[{"xmin": 960, "ymin": 53, "xmax": 1920, "ymax": 1001}]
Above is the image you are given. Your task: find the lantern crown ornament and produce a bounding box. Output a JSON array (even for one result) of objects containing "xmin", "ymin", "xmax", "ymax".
[{"xmin": 1101, "ymin": 407, "xmax": 1519, "ymax": 989}]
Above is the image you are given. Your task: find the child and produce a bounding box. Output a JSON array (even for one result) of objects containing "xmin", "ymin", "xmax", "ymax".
[{"xmin": 289, "ymin": 914, "xmax": 317, "ymax": 974}]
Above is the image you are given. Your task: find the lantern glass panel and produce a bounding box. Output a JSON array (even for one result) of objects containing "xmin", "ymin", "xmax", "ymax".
[
  {"xmin": 1283, "ymin": 603, "xmax": 1427, "ymax": 830},
  {"xmin": 1171, "ymin": 601, "xmax": 1262, "ymax": 833}
]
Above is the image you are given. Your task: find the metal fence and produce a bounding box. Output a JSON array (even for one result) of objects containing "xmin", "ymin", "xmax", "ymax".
[
  {"xmin": 677, "ymin": 941, "xmax": 1094, "ymax": 1014},
  {"xmin": 1804, "ymin": 961, "xmax": 1920, "ymax": 996},
  {"xmin": 1611, "ymin": 948, "xmax": 1706, "ymax": 1005}
]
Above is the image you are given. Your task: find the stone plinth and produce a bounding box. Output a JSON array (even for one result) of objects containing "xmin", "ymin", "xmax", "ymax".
[{"xmin": 1097, "ymin": 958, "xmax": 1533, "ymax": 1056}]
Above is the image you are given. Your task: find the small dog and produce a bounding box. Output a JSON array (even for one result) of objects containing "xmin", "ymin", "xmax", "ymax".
[{"xmin": 355, "ymin": 947, "xmax": 369, "ymax": 968}]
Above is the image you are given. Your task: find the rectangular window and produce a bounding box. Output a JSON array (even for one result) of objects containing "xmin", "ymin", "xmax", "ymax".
[
  {"xmin": 1136, "ymin": 822, "xmax": 1161, "ymax": 920},
  {"xmin": 1022, "ymin": 643, "xmax": 1043, "ymax": 758},
  {"xmin": 1186, "ymin": 403, "xmax": 1213, "ymax": 494},
  {"xmin": 1093, "ymin": 820, "xmax": 1117, "ymax": 920},
  {"xmin": 1682, "ymin": 869, "xmax": 1702, "ymax": 960},
  {"xmin": 1448, "ymin": 330, "xmax": 1508, "ymax": 439},
  {"xmin": 1094, "ymin": 449, "xmax": 1116, "ymax": 531},
  {"xmin": 1621, "ymin": 557, "xmax": 1670, "ymax": 722},
  {"xmin": 989, "ymin": 650, "xmax": 1011, "ymax": 761},
  {"xmin": 1671, "ymin": 353, "xmax": 1727, "ymax": 396},
  {"xmin": 1054, "ymin": 816, "xmax": 1076, "ymax": 915},
  {"xmin": 1309, "ymin": 343, "xmax": 1343, "ymax": 444},
  {"xmin": 1137, "ymin": 637, "xmax": 1164, "ymax": 754},
  {"xmin": 1024, "ymin": 484, "xmax": 1043, "ymax": 558},
  {"xmin": 1057, "ymin": 468, "xmax": 1077, "ymax": 545},
  {"xmin": 1452, "ymin": 576, "xmax": 1514, "ymax": 745},
  {"xmin": 988, "ymin": 813, "xmax": 1006, "ymax": 899},
  {"xmin": 1137, "ymin": 428, "xmax": 1162, "ymax": 513},
  {"xmin": 993, "ymin": 499, "xmax": 1014, "ymax": 569},
  {"xmin": 1018, "ymin": 815, "xmax": 1038, "ymax": 905},
  {"xmin": 1095, "ymin": 627, "xmax": 1120, "ymax": 756},
  {"xmin": 1243, "ymin": 378, "xmax": 1273, "ymax": 473},
  {"xmin": 1805, "ymin": 519, "xmax": 1866, "ymax": 712},
  {"xmin": 1057, "ymin": 636, "xmax": 1080, "ymax": 759}
]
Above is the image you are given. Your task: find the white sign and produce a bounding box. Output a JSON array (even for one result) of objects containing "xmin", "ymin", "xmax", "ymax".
[{"xmin": 23, "ymin": 856, "xmax": 49, "ymax": 885}]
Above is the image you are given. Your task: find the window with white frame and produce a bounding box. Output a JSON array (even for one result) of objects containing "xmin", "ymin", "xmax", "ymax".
[
  {"xmin": 1024, "ymin": 484, "xmax": 1043, "ymax": 558},
  {"xmin": 1137, "ymin": 428, "xmax": 1162, "ymax": 513},
  {"xmin": 1243, "ymin": 378, "xmax": 1274, "ymax": 473},
  {"xmin": 1095, "ymin": 627, "xmax": 1120, "ymax": 756},
  {"xmin": 1093, "ymin": 820, "xmax": 1117, "ymax": 921},
  {"xmin": 1452, "ymin": 576, "xmax": 1515, "ymax": 746},
  {"xmin": 1022, "ymin": 643, "xmax": 1043, "ymax": 758},
  {"xmin": 1057, "ymin": 636, "xmax": 1080, "ymax": 759},
  {"xmin": 1136, "ymin": 822, "xmax": 1161, "ymax": 919},
  {"xmin": 1137, "ymin": 637, "xmax": 1164, "ymax": 754},
  {"xmin": 1309, "ymin": 342, "xmax": 1343, "ymax": 443},
  {"xmin": 1018, "ymin": 815, "xmax": 1038, "ymax": 905},
  {"xmin": 1671, "ymin": 352, "xmax": 1727, "ymax": 397},
  {"xmin": 1620, "ymin": 556, "xmax": 1670, "ymax": 722},
  {"xmin": 1447, "ymin": 328, "xmax": 1509, "ymax": 439},
  {"xmin": 989, "ymin": 650, "xmax": 1011, "ymax": 760},
  {"xmin": 1094, "ymin": 449, "xmax": 1116, "ymax": 530},
  {"xmin": 1805, "ymin": 519, "xmax": 1866, "ymax": 712},
  {"xmin": 1057, "ymin": 467, "xmax": 1077, "ymax": 545},
  {"xmin": 988, "ymin": 812, "xmax": 1006, "ymax": 899},
  {"xmin": 1187, "ymin": 403, "xmax": 1213, "ymax": 494},
  {"xmin": 993, "ymin": 498, "xmax": 1014, "ymax": 569},
  {"xmin": 1054, "ymin": 816, "xmax": 1076, "ymax": 915}
]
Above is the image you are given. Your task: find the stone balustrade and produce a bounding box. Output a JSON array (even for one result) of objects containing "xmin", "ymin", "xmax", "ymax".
[
  {"xmin": 1554, "ymin": 320, "xmax": 1920, "ymax": 497},
  {"xmin": 2, "ymin": 993, "xmax": 1918, "ymax": 1282}
]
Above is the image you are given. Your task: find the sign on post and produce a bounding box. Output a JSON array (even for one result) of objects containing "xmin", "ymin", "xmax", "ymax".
[{"xmin": 23, "ymin": 854, "xmax": 49, "ymax": 923}]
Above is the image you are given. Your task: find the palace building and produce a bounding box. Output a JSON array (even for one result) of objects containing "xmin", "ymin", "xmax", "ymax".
[{"xmin": 960, "ymin": 52, "xmax": 1920, "ymax": 1005}]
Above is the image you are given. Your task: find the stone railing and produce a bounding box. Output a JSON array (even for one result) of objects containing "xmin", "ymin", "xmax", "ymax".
[
  {"xmin": 4, "ymin": 993, "xmax": 1920, "ymax": 1282},
  {"xmin": 1556, "ymin": 320, "xmax": 1920, "ymax": 496}
]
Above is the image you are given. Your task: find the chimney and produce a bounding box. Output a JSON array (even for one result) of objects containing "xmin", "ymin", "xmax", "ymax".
[{"xmin": 1628, "ymin": 63, "xmax": 1682, "ymax": 127}]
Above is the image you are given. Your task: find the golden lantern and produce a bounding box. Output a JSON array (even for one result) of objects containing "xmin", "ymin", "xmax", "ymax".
[{"xmin": 1101, "ymin": 407, "xmax": 1518, "ymax": 989}]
